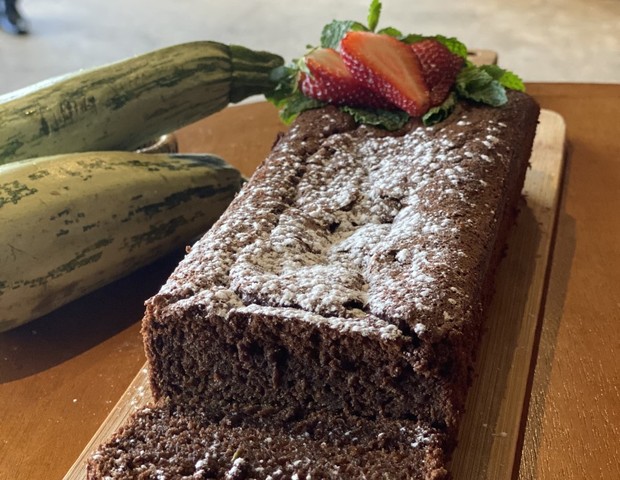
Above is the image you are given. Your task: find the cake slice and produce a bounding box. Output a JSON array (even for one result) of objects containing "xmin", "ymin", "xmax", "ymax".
[
  {"xmin": 141, "ymin": 91, "xmax": 539, "ymax": 435},
  {"xmin": 87, "ymin": 403, "xmax": 450, "ymax": 480}
]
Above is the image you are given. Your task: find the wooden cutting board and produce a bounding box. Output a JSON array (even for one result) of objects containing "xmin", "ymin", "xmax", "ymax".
[{"xmin": 64, "ymin": 109, "xmax": 566, "ymax": 480}]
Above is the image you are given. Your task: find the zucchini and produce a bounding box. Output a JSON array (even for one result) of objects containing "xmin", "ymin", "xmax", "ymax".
[
  {"xmin": 0, "ymin": 151, "xmax": 242, "ymax": 331},
  {"xmin": 0, "ymin": 41, "xmax": 283, "ymax": 165}
]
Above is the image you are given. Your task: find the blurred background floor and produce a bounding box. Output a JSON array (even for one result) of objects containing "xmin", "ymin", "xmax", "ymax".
[{"xmin": 1, "ymin": 0, "xmax": 619, "ymax": 95}]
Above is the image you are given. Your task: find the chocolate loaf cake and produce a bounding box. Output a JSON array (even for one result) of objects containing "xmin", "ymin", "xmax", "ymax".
[
  {"xmin": 141, "ymin": 90, "xmax": 540, "ymax": 435},
  {"xmin": 88, "ymin": 403, "xmax": 449, "ymax": 479},
  {"xmin": 88, "ymin": 90, "xmax": 540, "ymax": 479}
]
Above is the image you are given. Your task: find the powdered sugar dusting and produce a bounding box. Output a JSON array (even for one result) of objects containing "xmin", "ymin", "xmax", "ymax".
[
  {"xmin": 225, "ymin": 457, "xmax": 246, "ymax": 479},
  {"xmin": 91, "ymin": 398, "xmax": 449, "ymax": 478},
  {"xmin": 156, "ymin": 106, "xmax": 515, "ymax": 339}
]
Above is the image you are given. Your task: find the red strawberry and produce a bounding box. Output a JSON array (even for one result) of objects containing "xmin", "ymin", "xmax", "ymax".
[
  {"xmin": 299, "ymin": 48, "xmax": 390, "ymax": 109},
  {"xmin": 340, "ymin": 31, "xmax": 430, "ymax": 117},
  {"xmin": 410, "ymin": 39, "xmax": 464, "ymax": 106}
]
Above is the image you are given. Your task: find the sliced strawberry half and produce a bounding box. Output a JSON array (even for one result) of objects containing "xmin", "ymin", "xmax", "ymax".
[
  {"xmin": 410, "ymin": 39, "xmax": 464, "ymax": 106},
  {"xmin": 299, "ymin": 48, "xmax": 391, "ymax": 109},
  {"xmin": 340, "ymin": 31, "xmax": 430, "ymax": 117}
]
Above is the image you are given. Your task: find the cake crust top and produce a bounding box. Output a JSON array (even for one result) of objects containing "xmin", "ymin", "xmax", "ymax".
[{"xmin": 148, "ymin": 91, "xmax": 538, "ymax": 344}]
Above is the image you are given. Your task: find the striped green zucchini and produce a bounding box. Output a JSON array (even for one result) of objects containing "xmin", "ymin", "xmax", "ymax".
[
  {"xmin": 0, "ymin": 42, "xmax": 283, "ymax": 165},
  {"xmin": 0, "ymin": 151, "xmax": 242, "ymax": 331}
]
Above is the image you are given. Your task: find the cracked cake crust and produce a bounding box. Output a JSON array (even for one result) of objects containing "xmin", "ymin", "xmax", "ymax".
[{"xmin": 142, "ymin": 91, "xmax": 539, "ymax": 434}]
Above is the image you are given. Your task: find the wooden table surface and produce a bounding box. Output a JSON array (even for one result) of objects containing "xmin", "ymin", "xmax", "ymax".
[{"xmin": 0, "ymin": 83, "xmax": 618, "ymax": 480}]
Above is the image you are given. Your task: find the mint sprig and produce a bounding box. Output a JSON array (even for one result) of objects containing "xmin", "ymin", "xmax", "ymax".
[
  {"xmin": 456, "ymin": 66, "xmax": 507, "ymax": 106},
  {"xmin": 431, "ymin": 35, "xmax": 469, "ymax": 59},
  {"xmin": 455, "ymin": 64, "xmax": 524, "ymax": 107},
  {"xmin": 377, "ymin": 26, "xmax": 402, "ymax": 37},
  {"xmin": 342, "ymin": 106, "xmax": 409, "ymax": 131},
  {"xmin": 277, "ymin": 92, "xmax": 325, "ymax": 124},
  {"xmin": 479, "ymin": 64, "xmax": 525, "ymax": 91},
  {"xmin": 267, "ymin": 63, "xmax": 325, "ymax": 124},
  {"xmin": 422, "ymin": 92, "xmax": 458, "ymax": 126},
  {"xmin": 320, "ymin": 0, "xmax": 381, "ymax": 49},
  {"xmin": 320, "ymin": 20, "xmax": 368, "ymax": 49}
]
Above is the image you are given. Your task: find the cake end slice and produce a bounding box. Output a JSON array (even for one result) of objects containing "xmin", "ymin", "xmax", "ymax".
[{"xmin": 87, "ymin": 402, "xmax": 451, "ymax": 480}]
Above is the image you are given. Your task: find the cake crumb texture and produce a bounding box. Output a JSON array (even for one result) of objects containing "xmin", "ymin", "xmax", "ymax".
[{"xmin": 87, "ymin": 404, "xmax": 449, "ymax": 480}]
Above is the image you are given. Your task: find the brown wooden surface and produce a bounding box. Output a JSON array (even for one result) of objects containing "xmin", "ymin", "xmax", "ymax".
[
  {"xmin": 63, "ymin": 109, "xmax": 566, "ymax": 480},
  {"xmin": 517, "ymin": 84, "xmax": 620, "ymax": 480},
  {"xmin": 1, "ymin": 83, "xmax": 619, "ymax": 480}
]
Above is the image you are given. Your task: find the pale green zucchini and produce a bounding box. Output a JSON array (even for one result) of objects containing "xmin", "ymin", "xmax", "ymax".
[
  {"xmin": 0, "ymin": 42, "xmax": 283, "ymax": 165},
  {"xmin": 0, "ymin": 151, "xmax": 242, "ymax": 331}
]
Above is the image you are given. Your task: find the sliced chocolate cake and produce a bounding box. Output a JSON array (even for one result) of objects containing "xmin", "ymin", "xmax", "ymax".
[
  {"xmin": 88, "ymin": 89, "xmax": 539, "ymax": 480},
  {"xmin": 88, "ymin": 403, "xmax": 450, "ymax": 480},
  {"xmin": 142, "ymin": 91, "xmax": 539, "ymax": 433}
]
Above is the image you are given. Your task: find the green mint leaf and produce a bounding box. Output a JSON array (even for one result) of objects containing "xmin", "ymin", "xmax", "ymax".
[
  {"xmin": 432, "ymin": 35, "xmax": 469, "ymax": 59},
  {"xmin": 320, "ymin": 20, "xmax": 368, "ymax": 49},
  {"xmin": 479, "ymin": 65, "xmax": 525, "ymax": 91},
  {"xmin": 267, "ymin": 64, "xmax": 300, "ymax": 103},
  {"xmin": 422, "ymin": 93, "xmax": 458, "ymax": 126},
  {"xmin": 367, "ymin": 0, "xmax": 382, "ymax": 32},
  {"xmin": 273, "ymin": 91, "xmax": 325, "ymax": 124},
  {"xmin": 478, "ymin": 64, "xmax": 504, "ymax": 81},
  {"xmin": 341, "ymin": 106, "xmax": 410, "ymax": 131},
  {"xmin": 377, "ymin": 26, "xmax": 403, "ymax": 38},
  {"xmin": 266, "ymin": 61, "xmax": 324, "ymax": 124},
  {"xmin": 269, "ymin": 64, "xmax": 298, "ymax": 87},
  {"xmin": 456, "ymin": 65, "xmax": 507, "ymax": 107},
  {"xmin": 401, "ymin": 33, "xmax": 426, "ymax": 44}
]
